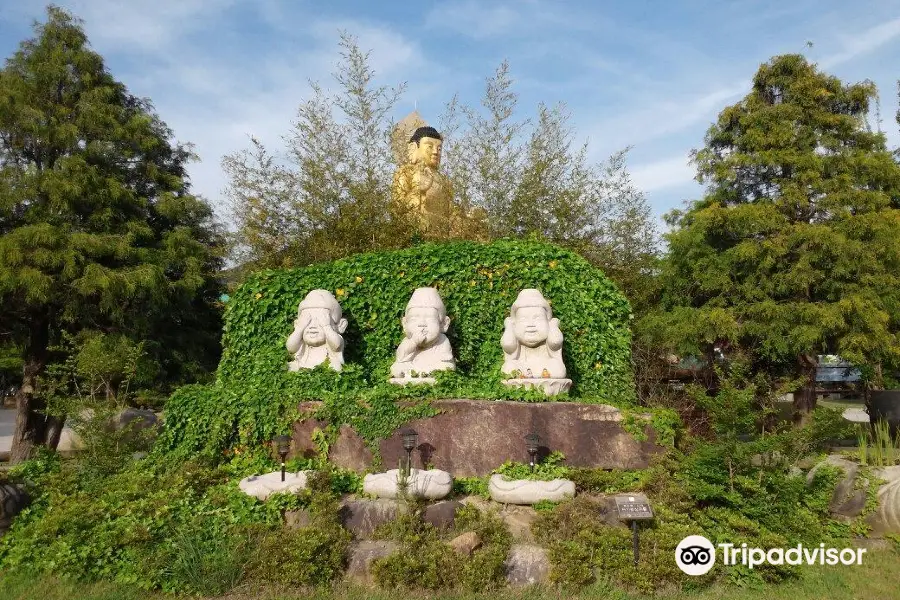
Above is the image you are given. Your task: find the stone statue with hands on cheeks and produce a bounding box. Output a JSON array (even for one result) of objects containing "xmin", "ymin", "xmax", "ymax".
[
  {"xmin": 390, "ymin": 287, "xmax": 455, "ymax": 381},
  {"xmin": 501, "ymin": 289, "xmax": 571, "ymax": 395},
  {"xmin": 286, "ymin": 290, "xmax": 348, "ymax": 372}
]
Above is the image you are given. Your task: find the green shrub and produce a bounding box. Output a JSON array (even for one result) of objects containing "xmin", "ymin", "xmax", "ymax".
[
  {"xmin": 372, "ymin": 503, "xmax": 511, "ymax": 591},
  {"xmin": 532, "ymin": 430, "xmax": 849, "ymax": 593},
  {"xmin": 160, "ymin": 240, "xmax": 635, "ymax": 460},
  {"xmin": 567, "ymin": 467, "xmax": 647, "ymax": 494},
  {"xmin": 0, "ymin": 458, "xmax": 281, "ymax": 593},
  {"xmin": 451, "ymin": 476, "xmax": 489, "ymax": 498},
  {"xmin": 250, "ymin": 523, "xmax": 350, "ymax": 586},
  {"xmin": 494, "ymin": 450, "xmax": 570, "ymax": 481},
  {"xmin": 159, "ymin": 517, "xmax": 253, "ymax": 595}
]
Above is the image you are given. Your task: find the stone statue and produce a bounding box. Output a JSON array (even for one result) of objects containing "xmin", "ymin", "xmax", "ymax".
[
  {"xmin": 501, "ymin": 289, "xmax": 571, "ymax": 395},
  {"xmin": 392, "ymin": 126, "xmax": 455, "ymax": 238},
  {"xmin": 286, "ymin": 290, "xmax": 348, "ymax": 372},
  {"xmin": 390, "ymin": 287, "xmax": 455, "ymax": 382}
]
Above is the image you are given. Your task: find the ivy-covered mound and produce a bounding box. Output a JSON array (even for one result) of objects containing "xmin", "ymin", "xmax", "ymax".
[{"xmin": 161, "ymin": 240, "xmax": 636, "ymax": 459}]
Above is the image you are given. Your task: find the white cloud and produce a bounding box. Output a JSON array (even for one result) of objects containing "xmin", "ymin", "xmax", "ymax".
[
  {"xmin": 583, "ymin": 80, "xmax": 749, "ymax": 160},
  {"xmin": 630, "ymin": 154, "xmax": 696, "ymax": 193},
  {"xmin": 424, "ymin": 0, "xmax": 528, "ymax": 39},
  {"xmin": 8, "ymin": 0, "xmax": 240, "ymax": 52},
  {"xmin": 822, "ymin": 17, "xmax": 900, "ymax": 68}
]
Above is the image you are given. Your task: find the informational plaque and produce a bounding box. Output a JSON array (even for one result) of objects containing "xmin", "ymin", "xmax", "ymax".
[{"xmin": 614, "ymin": 493, "xmax": 654, "ymax": 521}]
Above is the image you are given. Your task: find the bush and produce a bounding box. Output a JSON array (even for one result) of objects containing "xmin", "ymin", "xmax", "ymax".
[
  {"xmin": 493, "ymin": 450, "xmax": 570, "ymax": 481},
  {"xmin": 0, "ymin": 457, "xmax": 282, "ymax": 594},
  {"xmin": 532, "ymin": 431, "xmax": 849, "ymax": 593},
  {"xmin": 250, "ymin": 523, "xmax": 349, "ymax": 586},
  {"xmin": 159, "ymin": 517, "xmax": 254, "ymax": 595},
  {"xmin": 371, "ymin": 503, "xmax": 511, "ymax": 591},
  {"xmin": 161, "ymin": 240, "xmax": 636, "ymax": 460}
]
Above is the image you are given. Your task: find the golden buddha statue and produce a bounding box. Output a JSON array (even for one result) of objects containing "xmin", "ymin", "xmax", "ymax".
[{"xmin": 392, "ymin": 126, "xmax": 455, "ymax": 239}]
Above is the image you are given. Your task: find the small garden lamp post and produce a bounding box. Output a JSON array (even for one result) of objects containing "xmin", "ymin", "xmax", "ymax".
[
  {"xmin": 525, "ymin": 432, "xmax": 541, "ymax": 473},
  {"xmin": 400, "ymin": 428, "xmax": 418, "ymax": 475},
  {"xmin": 274, "ymin": 435, "xmax": 291, "ymax": 482}
]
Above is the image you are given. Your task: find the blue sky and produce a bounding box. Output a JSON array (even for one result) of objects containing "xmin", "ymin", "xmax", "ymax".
[{"xmin": 2, "ymin": 0, "xmax": 900, "ymax": 227}]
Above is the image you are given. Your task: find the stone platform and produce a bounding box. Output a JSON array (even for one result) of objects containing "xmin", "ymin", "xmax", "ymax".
[{"xmin": 292, "ymin": 399, "xmax": 664, "ymax": 476}]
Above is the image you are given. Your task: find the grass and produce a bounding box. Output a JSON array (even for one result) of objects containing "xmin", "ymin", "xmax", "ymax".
[{"xmin": 2, "ymin": 547, "xmax": 900, "ymax": 600}]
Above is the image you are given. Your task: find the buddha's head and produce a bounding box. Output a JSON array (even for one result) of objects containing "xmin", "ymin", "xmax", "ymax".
[
  {"xmin": 509, "ymin": 289, "xmax": 554, "ymax": 348},
  {"xmin": 401, "ymin": 287, "xmax": 450, "ymax": 347},
  {"xmin": 409, "ymin": 126, "xmax": 443, "ymax": 169},
  {"xmin": 296, "ymin": 289, "xmax": 347, "ymax": 346}
]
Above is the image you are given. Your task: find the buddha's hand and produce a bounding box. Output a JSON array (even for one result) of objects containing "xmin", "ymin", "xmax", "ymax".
[
  {"xmin": 414, "ymin": 166, "xmax": 433, "ymax": 192},
  {"xmin": 323, "ymin": 317, "xmax": 343, "ymax": 348},
  {"xmin": 397, "ymin": 337, "xmax": 417, "ymax": 358},
  {"xmin": 294, "ymin": 313, "xmax": 311, "ymax": 332}
]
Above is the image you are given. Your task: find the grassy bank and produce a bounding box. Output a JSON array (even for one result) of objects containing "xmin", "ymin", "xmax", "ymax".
[{"xmin": 2, "ymin": 547, "xmax": 898, "ymax": 600}]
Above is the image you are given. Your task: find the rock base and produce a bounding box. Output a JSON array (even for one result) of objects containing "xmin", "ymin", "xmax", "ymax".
[{"xmin": 293, "ymin": 399, "xmax": 665, "ymax": 476}]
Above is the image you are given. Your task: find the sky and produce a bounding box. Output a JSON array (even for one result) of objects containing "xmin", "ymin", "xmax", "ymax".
[{"xmin": 2, "ymin": 0, "xmax": 900, "ymax": 228}]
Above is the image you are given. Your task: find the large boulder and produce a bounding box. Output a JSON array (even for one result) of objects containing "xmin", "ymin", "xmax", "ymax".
[
  {"xmin": 807, "ymin": 455, "xmax": 868, "ymax": 518},
  {"xmin": 346, "ymin": 541, "xmax": 400, "ymax": 584},
  {"xmin": 505, "ymin": 544, "xmax": 550, "ymax": 586},
  {"xmin": 807, "ymin": 455, "xmax": 900, "ymax": 534},
  {"xmin": 866, "ymin": 465, "xmax": 900, "ymax": 536},
  {"xmin": 0, "ymin": 482, "xmax": 30, "ymax": 537},
  {"xmin": 294, "ymin": 399, "xmax": 665, "ymax": 476}
]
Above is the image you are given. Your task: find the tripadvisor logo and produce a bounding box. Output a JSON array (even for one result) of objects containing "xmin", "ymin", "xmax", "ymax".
[
  {"xmin": 675, "ymin": 536, "xmax": 867, "ymax": 576},
  {"xmin": 675, "ymin": 535, "xmax": 716, "ymax": 576}
]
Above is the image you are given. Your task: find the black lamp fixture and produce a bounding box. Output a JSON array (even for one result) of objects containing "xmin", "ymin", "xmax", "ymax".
[
  {"xmin": 525, "ymin": 432, "xmax": 541, "ymax": 473},
  {"xmin": 400, "ymin": 427, "xmax": 418, "ymax": 474},
  {"xmin": 274, "ymin": 434, "xmax": 291, "ymax": 482}
]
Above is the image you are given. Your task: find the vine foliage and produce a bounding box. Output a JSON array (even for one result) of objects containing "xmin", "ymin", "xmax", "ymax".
[{"xmin": 160, "ymin": 240, "xmax": 634, "ymax": 459}]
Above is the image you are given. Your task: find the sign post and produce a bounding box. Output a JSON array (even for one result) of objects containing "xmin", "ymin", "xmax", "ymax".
[{"xmin": 614, "ymin": 493, "xmax": 654, "ymax": 566}]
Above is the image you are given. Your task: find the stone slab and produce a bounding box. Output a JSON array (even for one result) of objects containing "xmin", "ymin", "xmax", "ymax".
[
  {"xmin": 362, "ymin": 468, "xmax": 452, "ymax": 500},
  {"xmin": 292, "ymin": 399, "xmax": 664, "ymax": 476},
  {"xmin": 488, "ymin": 475, "xmax": 575, "ymax": 504},
  {"xmin": 238, "ymin": 471, "xmax": 309, "ymax": 500},
  {"xmin": 338, "ymin": 497, "xmax": 462, "ymax": 539}
]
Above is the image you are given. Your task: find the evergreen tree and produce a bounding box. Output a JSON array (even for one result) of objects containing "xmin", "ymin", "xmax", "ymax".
[
  {"xmin": 0, "ymin": 7, "xmax": 224, "ymax": 461},
  {"xmin": 653, "ymin": 54, "xmax": 900, "ymax": 421}
]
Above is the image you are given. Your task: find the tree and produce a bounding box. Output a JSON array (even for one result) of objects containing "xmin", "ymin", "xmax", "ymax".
[
  {"xmin": 0, "ymin": 6, "xmax": 225, "ymax": 462},
  {"xmin": 438, "ymin": 63, "xmax": 659, "ymax": 310},
  {"xmin": 225, "ymin": 40, "xmax": 659, "ymax": 308},
  {"xmin": 224, "ymin": 32, "xmax": 415, "ymax": 270},
  {"xmin": 653, "ymin": 54, "xmax": 900, "ymax": 422}
]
